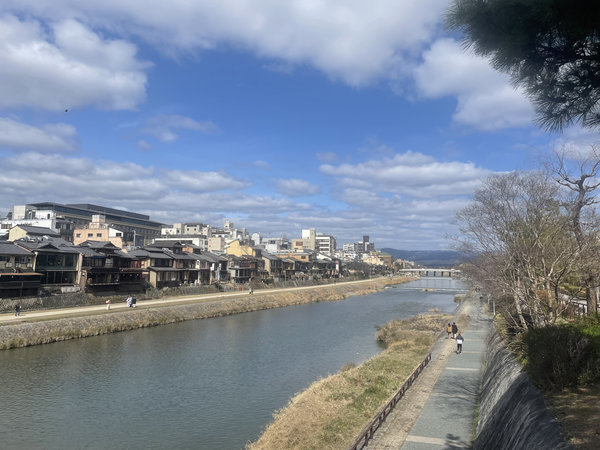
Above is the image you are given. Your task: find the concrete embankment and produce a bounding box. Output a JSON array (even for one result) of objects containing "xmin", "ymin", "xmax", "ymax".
[
  {"xmin": 0, "ymin": 277, "xmax": 407, "ymax": 350},
  {"xmin": 474, "ymin": 328, "xmax": 572, "ymax": 449}
]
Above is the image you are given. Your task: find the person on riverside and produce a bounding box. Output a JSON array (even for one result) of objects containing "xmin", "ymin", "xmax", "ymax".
[
  {"xmin": 14, "ymin": 303, "xmax": 21, "ymax": 317},
  {"xmin": 456, "ymin": 332, "xmax": 464, "ymax": 354},
  {"xmin": 451, "ymin": 322, "xmax": 458, "ymax": 339},
  {"xmin": 446, "ymin": 322, "xmax": 452, "ymax": 339},
  {"xmin": 106, "ymin": 299, "xmax": 111, "ymax": 310}
]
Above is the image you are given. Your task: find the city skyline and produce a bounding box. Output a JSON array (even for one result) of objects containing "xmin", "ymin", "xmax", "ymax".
[{"xmin": 0, "ymin": 2, "xmax": 595, "ymax": 249}]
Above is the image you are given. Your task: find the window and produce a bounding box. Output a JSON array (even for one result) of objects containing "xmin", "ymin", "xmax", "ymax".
[
  {"xmin": 96, "ymin": 233, "xmax": 102, "ymax": 237},
  {"xmin": 76, "ymin": 233, "xmax": 81, "ymax": 238},
  {"xmin": 88, "ymin": 233, "xmax": 93, "ymax": 237}
]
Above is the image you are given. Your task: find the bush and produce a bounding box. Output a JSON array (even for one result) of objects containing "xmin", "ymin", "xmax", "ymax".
[{"xmin": 520, "ymin": 320, "xmax": 600, "ymax": 390}]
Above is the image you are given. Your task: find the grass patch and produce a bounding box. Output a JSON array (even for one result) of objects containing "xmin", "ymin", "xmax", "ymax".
[
  {"xmin": 545, "ymin": 384, "xmax": 600, "ymax": 449},
  {"xmin": 247, "ymin": 313, "xmax": 452, "ymax": 450}
]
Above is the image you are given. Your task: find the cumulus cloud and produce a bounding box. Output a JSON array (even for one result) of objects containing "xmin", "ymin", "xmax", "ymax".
[
  {"xmin": 0, "ymin": 117, "xmax": 77, "ymax": 151},
  {"xmin": 414, "ymin": 38, "xmax": 534, "ymax": 130},
  {"xmin": 320, "ymin": 151, "xmax": 490, "ymax": 197},
  {"xmin": 0, "ymin": 152, "xmax": 297, "ymax": 220},
  {"xmin": 0, "ymin": 14, "xmax": 148, "ymax": 111},
  {"xmin": 142, "ymin": 114, "xmax": 220, "ymax": 143},
  {"xmin": 162, "ymin": 169, "xmax": 250, "ymax": 192},
  {"xmin": 552, "ymin": 127, "xmax": 600, "ymax": 158},
  {"xmin": 1, "ymin": 0, "xmax": 448, "ymax": 86},
  {"xmin": 275, "ymin": 178, "xmax": 320, "ymax": 196}
]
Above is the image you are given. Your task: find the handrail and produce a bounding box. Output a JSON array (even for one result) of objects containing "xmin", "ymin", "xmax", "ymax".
[{"xmin": 347, "ymin": 353, "xmax": 432, "ymax": 450}]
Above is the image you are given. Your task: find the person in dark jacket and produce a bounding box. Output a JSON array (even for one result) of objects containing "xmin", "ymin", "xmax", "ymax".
[
  {"xmin": 451, "ymin": 322, "xmax": 458, "ymax": 339},
  {"xmin": 15, "ymin": 304, "xmax": 21, "ymax": 317},
  {"xmin": 456, "ymin": 333, "xmax": 464, "ymax": 354}
]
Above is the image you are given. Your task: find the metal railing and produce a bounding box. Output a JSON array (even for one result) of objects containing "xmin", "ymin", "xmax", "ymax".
[{"xmin": 348, "ymin": 353, "xmax": 432, "ymax": 450}]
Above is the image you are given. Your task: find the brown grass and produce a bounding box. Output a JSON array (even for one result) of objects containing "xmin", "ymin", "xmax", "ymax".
[
  {"xmin": 0, "ymin": 276, "xmax": 413, "ymax": 350},
  {"xmin": 545, "ymin": 384, "xmax": 600, "ymax": 449},
  {"xmin": 248, "ymin": 313, "xmax": 452, "ymax": 450}
]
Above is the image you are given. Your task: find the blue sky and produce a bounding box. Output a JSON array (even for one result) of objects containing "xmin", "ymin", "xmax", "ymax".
[{"xmin": 0, "ymin": 1, "xmax": 596, "ymax": 249}]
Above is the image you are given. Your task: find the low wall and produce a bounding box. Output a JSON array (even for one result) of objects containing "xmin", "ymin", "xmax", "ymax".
[{"xmin": 474, "ymin": 329, "xmax": 571, "ymax": 449}]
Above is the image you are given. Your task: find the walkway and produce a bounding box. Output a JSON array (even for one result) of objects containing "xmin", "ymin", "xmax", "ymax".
[
  {"xmin": 0, "ymin": 277, "xmax": 385, "ymax": 324},
  {"xmin": 367, "ymin": 298, "xmax": 492, "ymax": 449}
]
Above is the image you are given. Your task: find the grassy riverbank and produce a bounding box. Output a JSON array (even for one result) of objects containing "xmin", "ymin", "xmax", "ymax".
[
  {"xmin": 0, "ymin": 276, "xmax": 412, "ymax": 350},
  {"xmin": 248, "ymin": 312, "xmax": 455, "ymax": 450}
]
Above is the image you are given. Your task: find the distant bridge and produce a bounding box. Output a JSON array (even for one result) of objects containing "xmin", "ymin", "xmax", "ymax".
[{"xmin": 398, "ymin": 268, "xmax": 461, "ymax": 278}]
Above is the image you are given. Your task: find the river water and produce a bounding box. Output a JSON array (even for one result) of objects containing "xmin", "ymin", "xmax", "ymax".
[{"xmin": 0, "ymin": 277, "xmax": 465, "ymax": 449}]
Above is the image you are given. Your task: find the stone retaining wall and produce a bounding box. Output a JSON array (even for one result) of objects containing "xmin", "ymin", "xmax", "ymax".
[{"xmin": 474, "ymin": 329, "xmax": 571, "ymax": 449}]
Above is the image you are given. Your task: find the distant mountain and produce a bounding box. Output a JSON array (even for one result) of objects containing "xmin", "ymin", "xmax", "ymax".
[{"xmin": 380, "ymin": 248, "xmax": 466, "ymax": 268}]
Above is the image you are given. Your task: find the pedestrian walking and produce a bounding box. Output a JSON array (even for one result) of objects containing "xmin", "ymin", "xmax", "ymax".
[
  {"xmin": 126, "ymin": 296, "xmax": 132, "ymax": 307},
  {"xmin": 456, "ymin": 332, "xmax": 464, "ymax": 354},
  {"xmin": 131, "ymin": 297, "xmax": 137, "ymax": 308},
  {"xmin": 249, "ymin": 287, "xmax": 253, "ymax": 295},
  {"xmin": 446, "ymin": 322, "xmax": 452, "ymax": 339},
  {"xmin": 451, "ymin": 322, "xmax": 458, "ymax": 339},
  {"xmin": 15, "ymin": 304, "xmax": 21, "ymax": 317},
  {"xmin": 106, "ymin": 299, "xmax": 111, "ymax": 310}
]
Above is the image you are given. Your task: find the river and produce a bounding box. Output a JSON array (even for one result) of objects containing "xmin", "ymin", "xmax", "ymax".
[{"xmin": 0, "ymin": 277, "xmax": 465, "ymax": 449}]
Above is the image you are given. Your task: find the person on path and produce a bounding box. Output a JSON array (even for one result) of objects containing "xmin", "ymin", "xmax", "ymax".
[
  {"xmin": 446, "ymin": 322, "xmax": 452, "ymax": 339},
  {"xmin": 126, "ymin": 296, "xmax": 132, "ymax": 307},
  {"xmin": 15, "ymin": 304, "xmax": 21, "ymax": 317},
  {"xmin": 131, "ymin": 297, "xmax": 137, "ymax": 308},
  {"xmin": 456, "ymin": 332, "xmax": 464, "ymax": 354},
  {"xmin": 106, "ymin": 299, "xmax": 111, "ymax": 310},
  {"xmin": 249, "ymin": 287, "xmax": 253, "ymax": 295},
  {"xmin": 451, "ymin": 322, "xmax": 458, "ymax": 339}
]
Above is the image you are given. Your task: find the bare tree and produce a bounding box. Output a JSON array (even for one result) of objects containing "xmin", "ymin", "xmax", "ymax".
[
  {"xmin": 545, "ymin": 147, "xmax": 600, "ymax": 314},
  {"xmin": 457, "ymin": 171, "xmax": 580, "ymax": 331}
]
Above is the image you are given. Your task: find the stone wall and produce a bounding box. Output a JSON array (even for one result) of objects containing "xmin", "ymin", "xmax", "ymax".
[{"xmin": 474, "ymin": 329, "xmax": 571, "ymax": 449}]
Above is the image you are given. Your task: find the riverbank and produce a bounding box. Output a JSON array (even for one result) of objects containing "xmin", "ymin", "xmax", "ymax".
[
  {"xmin": 0, "ymin": 276, "xmax": 413, "ymax": 350},
  {"xmin": 247, "ymin": 299, "xmax": 469, "ymax": 450}
]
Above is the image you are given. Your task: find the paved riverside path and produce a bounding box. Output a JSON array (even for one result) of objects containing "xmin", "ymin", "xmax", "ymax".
[
  {"xmin": 0, "ymin": 277, "xmax": 384, "ymax": 324},
  {"xmin": 367, "ymin": 298, "xmax": 492, "ymax": 449}
]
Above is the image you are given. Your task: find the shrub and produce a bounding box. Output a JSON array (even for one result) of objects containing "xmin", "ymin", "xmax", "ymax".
[{"xmin": 520, "ymin": 321, "xmax": 600, "ymax": 390}]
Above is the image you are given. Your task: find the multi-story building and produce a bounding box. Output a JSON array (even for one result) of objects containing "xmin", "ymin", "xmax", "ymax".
[
  {"xmin": 6, "ymin": 203, "xmax": 163, "ymax": 246},
  {"xmin": 73, "ymin": 215, "xmax": 126, "ymax": 247},
  {"xmin": 315, "ymin": 234, "xmax": 336, "ymax": 255}
]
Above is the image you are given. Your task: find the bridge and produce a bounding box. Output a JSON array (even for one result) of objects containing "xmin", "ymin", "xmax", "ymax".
[{"xmin": 397, "ymin": 268, "xmax": 461, "ymax": 278}]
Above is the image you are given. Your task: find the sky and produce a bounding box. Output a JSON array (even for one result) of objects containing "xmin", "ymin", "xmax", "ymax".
[{"xmin": 0, "ymin": 1, "xmax": 597, "ymax": 250}]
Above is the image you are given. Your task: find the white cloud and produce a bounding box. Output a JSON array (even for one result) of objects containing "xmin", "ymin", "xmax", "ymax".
[
  {"xmin": 275, "ymin": 178, "xmax": 320, "ymax": 196},
  {"xmin": 552, "ymin": 127, "xmax": 600, "ymax": 158},
  {"xmin": 320, "ymin": 151, "xmax": 490, "ymax": 197},
  {"xmin": 1, "ymin": 0, "xmax": 448, "ymax": 86},
  {"xmin": 162, "ymin": 170, "xmax": 250, "ymax": 192},
  {"xmin": 142, "ymin": 114, "xmax": 220, "ymax": 143},
  {"xmin": 0, "ymin": 117, "xmax": 77, "ymax": 151},
  {"xmin": 414, "ymin": 38, "xmax": 534, "ymax": 130},
  {"xmin": 0, "ymin": 14, "xmax": 148, "ymax": 111}
]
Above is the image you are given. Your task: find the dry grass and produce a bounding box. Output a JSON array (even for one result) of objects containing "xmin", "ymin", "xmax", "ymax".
[
  {"xmin": 0, "ymin": 276, "xmax": 413, "ymax": 350},
  {"xmin": 545, "ymin": 384, "xmax": 600, "ymax": 449},
  {"xmin": 248, "ymin": 313, "xmax": 452, "ymax": 450}
]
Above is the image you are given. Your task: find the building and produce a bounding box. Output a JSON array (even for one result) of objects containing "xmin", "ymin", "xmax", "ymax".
[
  {"xmin": 357, "ymin": 235, "xmax": 375, "ymax": 254},
  {"xmin": 73, "ymin": 215, "xmax": 125, "ymax": 247},
  {"xmin": 15, "ymin": 236, "xmax": 82, "ymax": 291},
  {"xmin": 8, "ymin": 225, "xmax": 60, "ymax": 242},
  {"xmin": 315, "ymin": 234, "xmax": 336, "ymax": 255},
  {"xmin": 0, "ymin": 241, "xmax": 41, "ymax": 298},
  {"xmin": 1, "ymin": 206, "xmax": 74, "ymax": 241},
  {"xmin": 8, "ymin": 203, "xmax": 163, "ymax": 246}
]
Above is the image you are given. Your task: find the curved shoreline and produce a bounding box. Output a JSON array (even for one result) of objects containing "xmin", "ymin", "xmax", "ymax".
[{"xmin": 0, "ymin": 276, "xmax": 413, "ymax": 350}]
